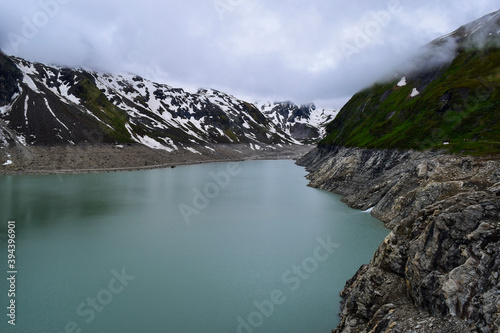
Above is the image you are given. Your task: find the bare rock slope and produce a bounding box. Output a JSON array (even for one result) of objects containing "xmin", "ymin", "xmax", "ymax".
[{"xmin": 298, "ymin": 146, "xmax": 500, "ymax": 332}]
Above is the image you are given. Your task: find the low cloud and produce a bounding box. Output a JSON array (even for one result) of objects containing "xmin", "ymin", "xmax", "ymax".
[{"xmin": 0, "ymin": 0, "xmax": 498, "ymax": 108}]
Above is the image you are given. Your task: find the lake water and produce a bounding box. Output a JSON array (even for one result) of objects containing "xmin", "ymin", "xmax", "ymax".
[{"xmin": 0, "ymin": 160, "xmax": 388, "ymax": 333}]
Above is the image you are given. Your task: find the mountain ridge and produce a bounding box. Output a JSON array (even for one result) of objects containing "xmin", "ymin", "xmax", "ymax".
[
  {"xmin": 0, "ymin": 51, "xmax": 336, "ymax": 154},
  {"xmin": 320, "ymin": 9, "xmax": 500, "ymax": 156}
]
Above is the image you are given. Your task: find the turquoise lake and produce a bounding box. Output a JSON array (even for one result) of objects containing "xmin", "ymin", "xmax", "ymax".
[{"xmin": 0, "ymin": 160, "xmax": 388, "ymax": 333}]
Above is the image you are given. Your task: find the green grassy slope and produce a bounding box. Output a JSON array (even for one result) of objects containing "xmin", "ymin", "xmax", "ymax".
[{"xmin": 321, "ymin": 17, "xmax": 500, "ymax": 156}]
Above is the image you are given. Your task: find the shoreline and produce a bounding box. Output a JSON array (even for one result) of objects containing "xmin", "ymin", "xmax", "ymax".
[
  {"xmin": 0, "ymin": 143, "xmax": 314, "ymax": 175},
  {"xmin": 298, "ymin": 145, "xmax": 500, "ymax": 332}
]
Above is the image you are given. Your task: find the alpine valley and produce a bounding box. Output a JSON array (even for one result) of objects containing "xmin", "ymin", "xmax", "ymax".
[
  {"xmin": 0, "ymin": 52, "xmax": 336, "ymax": 172},
  {"xmin": 1, "ymin": 6, "xmax": 500, "ymax": 333}
]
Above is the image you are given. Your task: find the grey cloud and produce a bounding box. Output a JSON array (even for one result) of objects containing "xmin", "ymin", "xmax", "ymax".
[{"xmin": 0, "ymin": 0, "xmax": 498, "ymax": 108}]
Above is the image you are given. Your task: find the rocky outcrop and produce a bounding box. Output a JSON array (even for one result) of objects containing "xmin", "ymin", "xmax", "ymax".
[
  {"xmin": 297, "ymin": 146, "xmax": 500, "ymax": 332},
  {"xmin": 258, "ymin": 101, "xmax": 337, "ymax": 143},
  {"xmin": 0, "ymin": 51, "xmax": 22, "ymax": 106}
]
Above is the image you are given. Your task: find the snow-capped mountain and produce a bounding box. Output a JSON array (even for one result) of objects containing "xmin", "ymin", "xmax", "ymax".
[
  {"xmin": 257, "ymin": 102, "xmax": 337, "ymax": 143},
  {"xmin": 0, "ymin": 53, "xmax": 334, "ymax": 151}
]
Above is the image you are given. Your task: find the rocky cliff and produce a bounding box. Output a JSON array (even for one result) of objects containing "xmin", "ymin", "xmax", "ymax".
[{"xmin": 298, "ymin": 146, "xmax": 500, "ymax": 332}]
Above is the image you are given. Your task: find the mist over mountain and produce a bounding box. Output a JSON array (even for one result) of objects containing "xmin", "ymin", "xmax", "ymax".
[
  {"xmin": 299, "ymin": 10, "xmax": 500, "ymax": 333},
  {"xmin": 321, "ymin": 9, "xmax": 500, "ymax": 156},
  {"xmin": 1, "ymin": 1, "xmax": 499, "ymax": 108}
]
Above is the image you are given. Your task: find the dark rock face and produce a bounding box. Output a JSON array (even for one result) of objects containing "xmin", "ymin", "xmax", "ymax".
[
  {"xmin": 298, "ymin": 146, "xmax": 500, "ymax": 332},
  {"xmin": 259, "ymin": 101, "xmax": 336, "ymax": 143},
  {"xmin": 289, "ymin": 122, "xmax": 320, "ymax": 141},
  {"xmin": 0, "ymin": 52, "xmax": 22, "ymax": 106}
]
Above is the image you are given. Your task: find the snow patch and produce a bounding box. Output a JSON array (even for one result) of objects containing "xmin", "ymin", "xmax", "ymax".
[
  {"xmin": 44, "ymin": 99, "xmax": 69, "ymax": 131},
  {"xmin": 136, "ymin": 135, "xmax": 174, "ymax": 152},
  {"xmin": 85, "ymin": 110, "xmax": 114, "ymax": 131},
  {"xmin": 58, "ymin": 83, "xmax": 81, "ymax": 105},
  {"xmin": 24, "ymin": 95, "xmax": 29, "ymax": 125},
  {"xmin": 16, "ymin": 135, "xmax": 27, "ymax": 146},
  {"xmin": 124, "ymin": 123, "xmax": 135, "ymax": 138},
  {"xmin": 0, "ymin": 92, "xmax": 20, "ymax": 115},
  {"xmin": 470, "ymin": 24, "xmax": 483, "ymax": 34},
  {"xmin": 397, "ymin": 77, "xmax": 407, "ymax": 87},
  {"xmin": 250, "ymin": 143, "xmax": 262, "ymax": 151},
  {"xmin": 0, "ymin": 104, "xmax": 10, "ymax": 115},
  {"xmin": 3, "ymin": 153, "xmax": 12, "ymax": 165},
  {"xmin": 185, "ymin": 147, "xmax": 202, "ymax": 155},
  {"xmin": 410, "ymin": 88, "xmax": 420, "ymax": 97},
  {"xmin": 22, "ymin": 74, "xmax": 41, "ymax": 93}
]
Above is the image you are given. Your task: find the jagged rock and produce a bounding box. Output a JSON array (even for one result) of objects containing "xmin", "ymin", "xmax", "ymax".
[
  {"xmin": 298, "ymin": 146, "xmax": 500, "ymax": 332},
  {"xmin": 300, "ymin": 146, "xmax": 499, "ymax": 229},
  {"xmin": 258, "ymin": 101, "xmax": 337, "ymax": 143}
]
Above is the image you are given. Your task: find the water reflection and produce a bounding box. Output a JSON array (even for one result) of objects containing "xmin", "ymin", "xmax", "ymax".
[
  {"xmin": 0, "ymin": 161, "xmax": 388, "ymax": 333},
  {"xmin": 0, "ymin": 173, "xmax": 143, "ymax": 233}
]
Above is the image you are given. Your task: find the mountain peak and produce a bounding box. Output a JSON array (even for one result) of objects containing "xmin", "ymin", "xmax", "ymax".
[{"xmin": 0, "ymin": 54, "xmax": 335, "ymax": 151}]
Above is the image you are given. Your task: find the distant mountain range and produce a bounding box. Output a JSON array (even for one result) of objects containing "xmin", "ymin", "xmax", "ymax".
[
  {"xmin": 257, "ymin": 101, "xmax": 336, "ymax": 143},
  {"xmin": 0, "ymin": 53, "xmax": 336, "ymax": 151},
  {"xmin": 320, "ymin": 9, "xmax": 500, "ymax": 156}
]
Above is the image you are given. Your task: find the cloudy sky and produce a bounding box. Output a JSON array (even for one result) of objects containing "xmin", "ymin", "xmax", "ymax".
[{"xmin": 0, "ymin": 0, "xmax": 498, "ymax": 108}]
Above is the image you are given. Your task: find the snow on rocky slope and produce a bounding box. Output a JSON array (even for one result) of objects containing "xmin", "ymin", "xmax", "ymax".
[
  {"xmin": 257, "ymin": 102, "xmax": 337, "ymax": 143},
  {"xmin": 0, "ymin": 53, "xmax": 336, "ymax": 151}
]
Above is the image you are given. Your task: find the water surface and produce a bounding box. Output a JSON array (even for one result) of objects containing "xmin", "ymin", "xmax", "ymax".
[{"xmin": 0, "ymin": 160, "xmax": 388, "ymax": 332}]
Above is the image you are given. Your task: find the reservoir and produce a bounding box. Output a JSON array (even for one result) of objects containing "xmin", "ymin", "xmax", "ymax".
[{"xmin": 0, "ymin": 160, "xmax": 388, "ymax": 332}]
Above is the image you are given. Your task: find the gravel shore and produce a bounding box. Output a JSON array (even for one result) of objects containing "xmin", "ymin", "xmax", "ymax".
[{"xmin": 0, "ymin": 144, "xmax": 313, "ymax": 175}]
